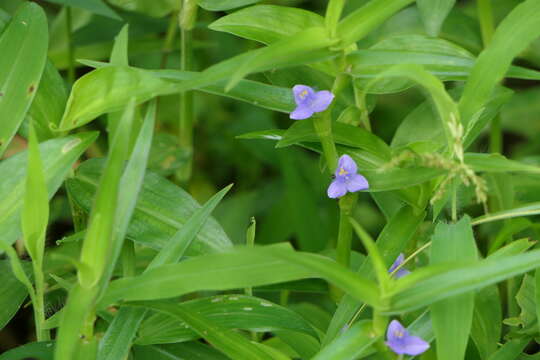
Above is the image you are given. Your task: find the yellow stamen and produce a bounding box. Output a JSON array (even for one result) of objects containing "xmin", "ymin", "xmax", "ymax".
[
  {"xmin": 300, "ymin": 90, "xmax": 308, "ymax": 99},
  {"xmin": 394, "ymin": 330, "xmax": 404, "ymax": 338},
  {"xmin": 338, "ymin": 167, "xmax": 348, "ymax": 176}
]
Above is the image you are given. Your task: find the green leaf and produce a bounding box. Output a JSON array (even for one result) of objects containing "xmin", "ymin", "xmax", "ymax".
[
  {"xmin": 99, "ymin": 245, "xmax": 380, "ymax": 308},
  {"xmin": 209, "ymin": 5, "xmax": 324, "ymax": 44},
  {"xmin": 417, "ymin": 0, "xmax": 456, "ymax": 36},
  {"xmin": 488, "ymin": 338, "xmax": 531, "ymax": 360},
  {"xmin": 323, "ymin": 206, "xmax": 425, "ymax": 346},
  {"xmin": 276, "ymin": 120, "xmax": 391, "ymax": 162},
  {"xmin": 59, "ymin": 63, "xmax": 296, "ymax": 130},
  {"xmin": 472, "ymin": 202, "xmax": 540, "ymax": 226},
  {"xmin": 337, "ymin": 0, "xmax": 415, "ymax": 48},
  {"xmin": 471, "ymin": 285, "xmax": 501, "ymax": 359},
  {"xmin": 42, "ymin": 0, "xmax": 120, "ymax": 20},
  {"xmin": 458, "ymin": 0, "xmax": 540, "ymax": 129},
  {"xmin": 0, "ymin": 132, "xmax": 97, "ymax": 248},
  {"xmin": 66, "ymin": 159, "xmax": 232, "ymax": 255},
  {"xmin": 97, "ymin": 307, "xmax": 147, "ymax": 360},
  {"xmin": 312, "ymin": 320, "xmax": 378, "ymax": 360},
  {"xmin": 136, "ymin": 302, "xmax": 274, "ymax": 360},
  {"xmin": 132, "ymin": 343, "xmax": 228, "ymax": 360},
  {"xmin": 464, "ymin": 153, "xmax": 540, "ymax": 174},
  {"xmin": 107, "ymin": 0, "xmax": 178, "ymax": 17},
  {"xmin": 0, "ymin": 260, "xmax": 29, "ymax": 331},
  {"xmin": 430, "ymin": 216, "xmax": 477, "ymax": 360},
  {"xmin": 0, "ymin": 341, "xmax": 54, "ymax": 360},
  {"xmin": 24, "ymin": 60, "xmax": 67, "ymax": 140},
  {"xmin": 198, "ymin": 0, "xmax": 261, "ymax": 11},
  {"xmin": 136, "ymin": 295, "xmax": 318, "ymax": 345},
  {"xmin": 0, "ymin": 2, "xmax": 48, "ymax": 156},
  {"xmin": 21, "ymin": 126, "xmax": 49, "ymax": 265},
  {"xmin": 386, "ymin": 248, "xmax": 540, "ymax": 313}
]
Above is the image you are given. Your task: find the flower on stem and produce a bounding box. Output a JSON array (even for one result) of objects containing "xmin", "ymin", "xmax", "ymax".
[
  {"xmin": 386, "ymin": 320, "xmax": 429, "ymax": 356},
  {"xmin": 327, "ymin": 155, "xmax": 369, "ymax": 198},
  {"xmin": 290, "ymin": 85, "xmax": 334, "ymax": 120},
  {"xmin": 388, "ymin": 253, "xmax": 410, "ymax": 279}
]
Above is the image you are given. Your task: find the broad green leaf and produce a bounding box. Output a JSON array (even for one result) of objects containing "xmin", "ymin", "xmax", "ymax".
[
  {"xmin": 58, "ymin": 66, "xmax": 177, "ymax": 131},
  {"xmin": 464, "ymin": 153, "xmax": 540, "ymax": 174},
  {"xmin": 472, "ymin": 202, "xmax": 540, "ymax": 226},
  {"xmin": 43, "ymin": 0, "xmax": 120, "ymax": 20},
  {"xmin": 58, "ymin": 63, "xmax": 295, "ymax": 130},
  {"xmin": 97, "ymin": 184, "xmax": 233, "ymax": 359},
  {"xmin": 312, "ymin": 320, "xmax": 378, "ymax": 360},
  {"xmin": 488, "ymin": 338, "xmax": 531, "ymax": 360},
  {"xmin": 136, "ymin": 295, "xmax": 318, "ymax": 345},
  {"xmin": 275, "ymin": 331, "xmax": 319, "ymax": 359},
  {"xmin": 0, "ymin": 260, "xmax": 29, "ymax": 330},
  {"xmin": 0, "ymin": 2, "xmax": 48, "ymax": 156},
  {"xmin": 132, "ymin": 343, "xmax": 228, "ymax": 360},
  {"xmin": 107, "ymin": 0, "xmax": 178, "ymax": 17},
  {"xmin": 459, "ymin": 0, "xmax": 540, "ymax": 129},
  {"xmin": 78, "ymin": 99, "xmax": 135, "ymax": 287},
  {"xmin": 137, "ymin": 302, "xmax": 274, "ymax": 360},
  {"xmin": 347, "ymin": 35, "xmax": 540, "ymax": 93},
  {"xmin": 364, "ymin": 64, "xmax": 459, "ymax": 154},
  {"xmin": 430, "ymin": 217, "xmax": 477, "ymax": 360},
  {"xmin": 0, "ymin": 341, "xmax": 54, "ymax": 360},
  {"xmin": 198, "ymin": 0, "xmax": 261, "ymax": 11},
  {"xmin": 323, "ymin": 206, "xmax": 425, "ymax": 346},
  {"xmin": 97, "ymin": 307, "xmax": 146, "ymax": 360},
  {"xmin": 506, "ymin": 275, "xmax": 538, "ymax": 335},
  {"xmin": 23, "ymin": 61, "xmax": 67, "ymax": 140},
  {"xmin": 417, "ymin": 0, "xmax": 456, "ymax": 36},
  {"xmin": 386, "ymin": 248, "xmax": 540, "ymax": 313},
  {"xmin": 98, "ymin": 245, "xmax": 380, "ymax": 308},
  {"xmin": 21, "ymin": 126, "xmax": 49, "ymax": 265},
  {"xmin": 66, "ymin": 159, "xmax": 232, "ymax": 255},
  {"xmin": 209, "ymin": 5, "xmax": 324, "ymax": 44},
  {"xmin": 471, "ymin": 285, "xmax": 501, "ymax": 359},
  {"xmin": 276, "ymin": 120, "xmax": 391, "ymax": 161},
  {"xmin": 0, "ymin": 132, "xmax": 97, "ymax": 247},
  {"xmin": 337, "ymin": 0, "xmax": 415, "ymax": 48}
]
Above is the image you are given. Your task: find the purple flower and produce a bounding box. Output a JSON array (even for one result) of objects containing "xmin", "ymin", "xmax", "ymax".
[
  {"xmin": 388, "ymin": 253, "xmax": 410, "ymax": 279},
  {"xmin": 290, "ymin": 85, "xmax": 334, "ymax": 120},
  {"xmin": 327, "ymin": 155, "xmax": 369, "ymax": 199},
  {"xmin": 386, "ymin": 320, "xmax": 429, "ymax": 356}
]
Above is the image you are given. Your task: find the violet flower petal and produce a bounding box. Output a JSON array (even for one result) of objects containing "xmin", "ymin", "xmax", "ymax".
[
  {"xmin": 386, "ymin": 320, "xmax": 405, "ymax": 342},
  {"xmin": 337, "ymin": 154, "xmax": 357, "ymax": 175},
  {"xmin": 292, "ymin": 85, "xmax": 314, "ymax": 105},
  {"xmin": 290, "ymin": 105, "xmax": 314, "ymax": 120},
  {"xmin": 389, "ymin": 253, "xmax": 405, "ymax": 273},
  {"xmin": 346, "ymin": 174, "xmax": 369, "ymax": 192},
  {"xmin": 401, "ymin": 334, "xmax": 430, "ymax": 355},
  {"xmin": 386, "ymin": 320, "xmax": 429, "ymax": 356},
  {"xmin": 311, "ymin": 90, "xmax": 335, "ymax": 112},
  {"xmin": 327, "ymin": 180, "xmax": 347, "ymax": 198}
]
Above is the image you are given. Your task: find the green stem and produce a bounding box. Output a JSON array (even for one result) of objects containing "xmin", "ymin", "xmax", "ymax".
[
  {"xmin": 353, "ymin": 82, "xmax": 372, "ymax": 131},
  {"xmin": 32, "ymin": 263, "xmax": 49, "ymax": 341},
  {"xmin": 160, "ymin": 11, "xmax": 179, "ymax": 69},
  {"xmin": 325, "ymin": 0, "xmax": 346, "ymax": 38},
  {"xmin": 177, "ymin": 29, "xmax": 195, "ymax": 183},
  {"xmin": 336, "ymin": 194, "xmax": 356, "ymax": 268},
  {"xmin": 121, "ymin": 241, "xmax": 136, "ymax": 277},
  {"xmin": 65, "ymin": 6, "xmax": 75, "ymax": 85},
  {"xmin": 313, "ymin": 114, "xmax": 339, "ymax": 173},
  {"xmin": 477, "ymin": 0, "xmax": 495, "ymax": 46},
  {"xmin": 244, "ymin": 217, "xmax": 256, "ymax": 297},
  {"xmin": 451, "ymin": 180, "xmax": 458, "ymax": 222},
  {"xmin": 490, "ymin": 116, "xmax": 502, "ymax": 153}
]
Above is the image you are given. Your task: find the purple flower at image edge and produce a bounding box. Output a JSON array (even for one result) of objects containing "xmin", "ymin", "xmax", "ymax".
[
  {"xmin": 290, "ymin": 84, "xmax": 334, "ymax": 120},
  {"xmin": 327, "ymin": 155, "xmax": 369, "ymax": 199},
  {"xmin": 388, "ymin": 253, "xmax": 411, "ymax": 279},
  {"xmin": 386, "ymin": 320, "xmax": 429, "ymax": 356}
]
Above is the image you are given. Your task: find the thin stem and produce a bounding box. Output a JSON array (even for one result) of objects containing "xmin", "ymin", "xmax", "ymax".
[
  {"xmin": 353, "ymin": 82, "xmax": 372, "ymax": 131},
  {"xmin": 490, "ymin": 116, "xmax": 502, "ymax": 153},
  {"xmin": 313, "ymin": 114, "xmax": 339, "ymax": 173},
  {"xmin": 336, "ymin": 195, "xmax": 355, "ymax": 268},
  {"xmin": 177, "ymin": 28, "xmax": 195, "ymax": 183},
  {"xmin": 160, "ymin": 11, "xmax": 179, "ymax": 69},
  {"xmin": 477, "ymin": 0, "xmax": 495, "ymax": 46},
  {"xmin": 244, "ymin": 217, "xmax": 256, "ymax": 297},
  {"xmin": 452, "ymin": 180, "xmax": 458, "ymax": 222},
  {"xmin": 65, "ymin": 6, "xmax": 75, "ymax": 85},
  {"xmin": 33, "ymin": 263, "xmax": 49, "ymax": 341},
  {"xmin": 325, "ymin": 0, "xmax": 346, "ymax": 38}
]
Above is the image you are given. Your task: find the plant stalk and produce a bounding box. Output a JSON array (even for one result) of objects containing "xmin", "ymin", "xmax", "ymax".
[{"xmin": 65, "ymin": 6, "xmax": 75, "ymax": 85}]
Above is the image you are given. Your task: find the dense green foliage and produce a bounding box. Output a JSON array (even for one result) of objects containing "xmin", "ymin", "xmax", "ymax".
[{"xmin": 1, "ymin": 0, "xmax": 540, "ymax": 359}]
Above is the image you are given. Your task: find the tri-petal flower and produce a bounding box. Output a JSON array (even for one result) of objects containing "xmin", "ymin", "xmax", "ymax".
[
  {"xmin": 290, "ymin": 85, "xmax": 334, "ymax": 120},
  {"xmin": 327, "ymin": 155, "xmax": 369, "ymax": 199},
  {"xmin": 386, "ymin": 320, "xmax": 429, "ymax": 356}
]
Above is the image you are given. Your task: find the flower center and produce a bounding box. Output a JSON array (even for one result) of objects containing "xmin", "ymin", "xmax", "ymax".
[
  {"xmin": 299, "ymin": 89, "xmax": 309, "ymax": 99},
  {"xmin": 394, "ymin": 330, "xmax": 404, "ymax": 338},
  {"xmin": 338, "ymin": 167, "xmax": 348, "ymax": 176}
]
